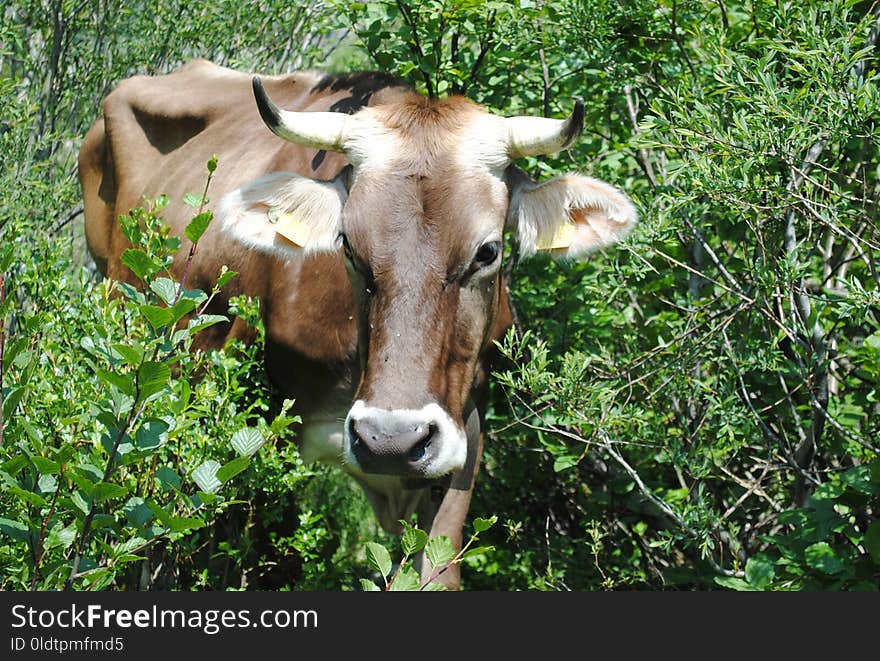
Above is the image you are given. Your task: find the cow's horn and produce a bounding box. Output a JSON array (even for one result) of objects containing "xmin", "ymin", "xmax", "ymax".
[
  {"xmin": 252, "ymin": 77, "xmax": 351, "ymax": 152},
  {"xmin": 506, "ymin": 98, "xmax": 584, "ymax": 158}
]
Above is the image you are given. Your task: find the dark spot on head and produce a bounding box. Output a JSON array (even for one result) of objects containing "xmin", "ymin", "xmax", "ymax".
[{"xmin": 312, "ymin": 71, "xmax": 412, "ymax": 116}]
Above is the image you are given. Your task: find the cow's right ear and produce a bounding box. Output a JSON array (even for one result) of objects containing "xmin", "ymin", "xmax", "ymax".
[
  {"xmin": 505, "ymin": 166, "xmax": 636, "ymax": 260},
  {"xmin": 218, "ymin": 171, "xmax": 347, "ymax": 257}
]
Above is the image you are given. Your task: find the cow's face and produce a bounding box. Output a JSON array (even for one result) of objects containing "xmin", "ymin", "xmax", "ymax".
[{"xmin": 221, "ymin": 79, "xmax": 637, "ymax": 480}]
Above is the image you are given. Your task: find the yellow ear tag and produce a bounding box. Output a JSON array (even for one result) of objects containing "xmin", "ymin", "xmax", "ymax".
[
  {"xmin": 270, "ymin": 209, "xmax": 312, "ymax": 248},
  {"xmin": 536, "ymin": 222, "xmax": 577, "ymax": 251}
]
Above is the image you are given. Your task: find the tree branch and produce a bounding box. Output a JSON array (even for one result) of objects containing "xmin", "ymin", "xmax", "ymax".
[{"xmin": 395, "ymin": 0, "xmax": 434, "ymax": 98}]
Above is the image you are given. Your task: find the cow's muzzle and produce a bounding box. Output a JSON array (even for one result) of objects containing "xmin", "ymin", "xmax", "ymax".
[{"xmin": 342, "ymin": 400, "xmax": 467, "ymax": 478}]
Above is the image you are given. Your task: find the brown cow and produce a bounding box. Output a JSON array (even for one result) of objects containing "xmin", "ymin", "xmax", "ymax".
[{"xmin": 79, "ymin": 58, "xmax": 637, "ymax": 589}]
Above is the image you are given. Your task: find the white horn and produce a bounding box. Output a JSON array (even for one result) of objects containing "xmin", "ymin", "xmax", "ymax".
[
  {"xmin": 252, "ymin": 76, "xmax": 353, "ymax": 152},
  {"xmin": 507, "ymin": 98, "xmax": 584, "ymax": 158}
]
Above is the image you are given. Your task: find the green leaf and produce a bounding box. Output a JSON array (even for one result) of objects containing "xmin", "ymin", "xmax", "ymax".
[
  {"xmin": 0, "ymin": 245, "xmax": 13, "ymax": 272},
  {"xmin": 120, "ymin": 248, "xmax": 159, "ymax": 281},
  {"xmin": 714, "ymin": 576, "xmax": 756, "ymax": 591},
  {"xmin": 425, "ymin": 536, "xmax": 456, "ymax": 568},
  {"xmin": 553, "ymin": 455, "xmax": 578, "ymax": 472},
  {"xmin": 388, "ymin": 565, "xmax": 420, "ymax": 591},
  {"xmin": 359, "ymin": 579, "xmax": 381, "ymax": 592},
  {"xmin": 230, "ymin": 427, "xmax": 265, "ymax": 457},
  {"xmin": 744, "ymin": 555, "xmax": 775, "ymax": 589},
  {"xmin": 473, "ymin": 516, "xmax": 497, "ymax": 533},
  {"xmin": 183, "ymin": 193, "xmax": 206, "ymax": 208},
  {"xmin": 207, "ymin": 155, "xmax": 218, "ymax": 172},
  {"xmin": 2, "ymin": 456, "xmax": 27, "ymax": 475},
  {"xmin": 171, "ymin": 297, "xmax": 200, "ymax": 324},
  {"xmin": 140, "ymin": 304, "xmax": 174, "ymax": 330},
  {"xmin": 216, "ymin": 266, "xmax": 237, "ymax": 288},
  {"xmin": 192, "ymin": 460, "xmax": 222, "ymax": 494},
  {"xmin": 116, "ymin": 282, "xmax": 145, "ymax": 303},
  {"xmin": 37, "ymin": 474, "xmax": 57, "ymax": 493},
  {"xmin": 112, "ymin": 536, "xmax": 148, "ymax": 559},
  {"xmin": 194, "ymin": 491, "xmax": 218, "ymax": 505},
  {"xmin": 3, "ymin": 386, "xmax": 24, "ymax": 419},
  {"xmin": 111, "ymin": 343, "xmax": 143, "ymax": 367},
  {"xmin": 177, "ymin": 288, "xmax": 208, "ymax": 306},
  {"xmin": 135, "ymin": 419, "xmax": 169, "ymax": 451},
  {"xmin": 92, "ymin": 482, "xmax": 128, "ymax": 502},
  {"xmin": 168, "ymin": 516, "xmax": 205, "ymax": 532},
  {"xmin": 187, "ymin": 314, "xmax": 228, "ymax": 334},
  {"xmin": 124, "ymin": 498, "xmax": 154, "ymax": 527},
  {"xmin": 421, "ymin": 581, "xmax": 447, "ymax": 591},
  {"xmin": 365, "ymin": 542, "xmax": 393, "ymax": 577},
  {"xmin": 185, "ymin": 211, "xmax": 213, "ymax": 243},
  {"xmin": 461, "ymin": 545, "xmax": 495, "ymax": 560},
  {"xmin": 0, "ymin": 518, "xmax": 31, "ymax": 542},
  {"xmin": 863, "ymin": 520, "xmax": 880, "ymax": 565},
  {"xmin": 804, "ymin": 542, "xmax": 846, "ymax": 575},
  {"xmin": 150, "ymin": 277, "xmax": 178, "ymax": 305},
  {"xmin": 6, "ymin": 486, "xmax": 46, "ymax": 507},
  {"xmin": 32, "ymin": 456, "xmax": 60, "ymax": 475},
  {"xmin": 70, "ymin": 490, "xmax": 90, "ymax": 514},
  {"xmin": 401, "ymin": 527, "xmax": 428, "ymax": 556},
  {"xmin": 155, "ymin": 467, "xmax": 180, "ymax": 490},
  {"xmin": 216, "ymin": 455, "xmax": 250, "ymax": 483},
  {"xmin": 45, "ymin": 522, "xmax": 77, "ymax": 550},
  {"xmin": 138, "ymin": 361, "xmax": 171, "ymax": 400},
  {"xmin": 146, "ymin": 501, "xmax": 173, "ymax": 526},
  {"xmin": 841, "ymin": 465, "xmax": 877, "ymax": 495},
  {"xmin": 2, "ymin": 338, "xmax": 28, "ymax": 370},
  {"xmin": 97, "ymin": 369, "xmax": 135, "ymax": 396}
]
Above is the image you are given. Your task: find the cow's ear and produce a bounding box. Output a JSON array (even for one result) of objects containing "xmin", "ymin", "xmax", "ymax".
[
  {"xmin": 506, "ymin": 167, "xmax": 637, "ymax": 259},
  {"xmin": 218, "ymin": 171, "xmax": 347, "ymax": 256}
]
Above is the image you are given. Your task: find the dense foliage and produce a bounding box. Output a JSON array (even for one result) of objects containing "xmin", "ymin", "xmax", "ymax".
[{"xmin": 1, "ymin": 0, "xmax": 878, "ymax": 590}]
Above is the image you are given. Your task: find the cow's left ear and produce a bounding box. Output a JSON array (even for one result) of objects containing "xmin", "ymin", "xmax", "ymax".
[
  {"xmin": 506, "ymin": 167, "xmax": 637, "ymax": 259},
  {"xmin": 218, "ymin": 171, "xmax": 347, "ymax": 257}
]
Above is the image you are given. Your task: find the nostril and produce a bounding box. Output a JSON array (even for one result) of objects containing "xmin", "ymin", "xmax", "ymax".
[
  {"xmin": 408, "ymin": 439, "xmax": 429, "ymax": 461},
  {"xmin": 408, "ymin": 423, "xmax": 436, "ymax": 462}
]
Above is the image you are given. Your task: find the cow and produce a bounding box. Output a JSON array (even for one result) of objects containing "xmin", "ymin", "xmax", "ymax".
[{"xmin": 78, "ymin": 58, "xmax": 637, "ymax": 589}]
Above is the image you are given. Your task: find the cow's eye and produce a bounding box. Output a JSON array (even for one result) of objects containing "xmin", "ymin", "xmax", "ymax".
[{"xmin": 474, "ymin": 240, "xmax": 502, "ymax": 267}]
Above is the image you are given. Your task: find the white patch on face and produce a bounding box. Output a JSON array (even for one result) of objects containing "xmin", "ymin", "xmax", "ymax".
[
  {"xmin": 298, "ymin": 419, "xmax": 346, "ymax": 465},
  {"xmin": 455, "ymin": 112, "xmax": 510, "ymax": 174},
  {"xmin": 353, "ymin": 474, "xmax": 426, "ymax": 534},
  {"xmin": 343, "ymin": 109, "xmax": 404, "ymax": 170},
  {"xmin": 343, "ymin": 399, "xmax": 468, "ymax": 478}
]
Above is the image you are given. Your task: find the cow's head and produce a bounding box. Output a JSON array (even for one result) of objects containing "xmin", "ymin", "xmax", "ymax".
[{"xmin": 221, "ymin": 78, "xmax": 637, "ymax": 482}]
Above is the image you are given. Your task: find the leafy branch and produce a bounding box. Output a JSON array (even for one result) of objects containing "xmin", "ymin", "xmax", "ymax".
[{"xmin": 360, "ymin": 516, "xmax": 497, "ymax": 591}]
